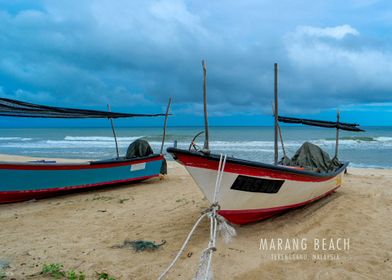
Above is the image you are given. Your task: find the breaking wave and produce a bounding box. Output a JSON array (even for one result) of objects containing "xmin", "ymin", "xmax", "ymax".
[
  {"xmin": 0, "ymin": 129, "xmax": 391, "ymax": 167},
  {"xmin": 2, "ymin": 136, "xmax": 392, "ymax": 150},
  {"xmin": 64, "ymin": 136, "xmax": 143, "ymax": 141},
  {"xmin": 0, "ymin": 137, "xmax": 32, "ymax": 141}
]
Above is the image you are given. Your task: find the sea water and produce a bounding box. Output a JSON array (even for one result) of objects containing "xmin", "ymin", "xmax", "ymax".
[{"xmin": 0, "ymin": 126, "xmax": 391, "ymax": 168}]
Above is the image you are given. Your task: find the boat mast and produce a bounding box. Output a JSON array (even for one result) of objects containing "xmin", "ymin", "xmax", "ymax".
[
  {"xmin": 107, "ymin": 104, "xmax": 120, "ymax": 159},
  {"xmin": 274, "ymin": 63, "xmax": 279, "ymax": 165},
  {"xmin": 202, "ymin": 60, "xmax": 210, "ymax": 152},
  {"xmin": 335, "ymin": 110, "xmax": 340, "ymax": 158},
  {"xmin": 160, "ymin": 97, "xmax": 172, "ymax": 154}
]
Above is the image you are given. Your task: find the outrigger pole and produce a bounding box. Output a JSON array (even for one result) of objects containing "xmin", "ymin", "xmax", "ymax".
[
  {"xmin": 335, "ymin": 110, "xmax": 340, "ymax": 158},
  {"xmin": 107, "ymin": 104, "xmax": 120, "ymax": 159},
  {"xmin": 160, "ymin": 97, "xmax": 172, "ymax": 154},
  {"xmin": 274, "ymin": 63, "xmax": 279, "ymax": 165},
  {"xmin": 202, "ymin": 60, "xmax": 210, "ymax": 152},
  {"xmin": 272, "ymin": 104, "xmax": 287, "ymax": 159}
]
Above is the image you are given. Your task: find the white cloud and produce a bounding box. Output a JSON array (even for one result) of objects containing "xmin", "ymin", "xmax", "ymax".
[
  {"xmin": 295, "ymin": 24, "xmax": 359, "ymax": 40},
  {"xmin": 283, "ymin": 24, "xmax": 392, "ymax": 109}
]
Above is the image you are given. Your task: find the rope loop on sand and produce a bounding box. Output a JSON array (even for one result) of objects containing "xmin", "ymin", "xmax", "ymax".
[
  {"xmin": 157, "ymin": 212, "xmax": 208, "ymax": 280},
  {"xmin": 158, "ymin": 154, "xmax": 235, "ymax": 280}
]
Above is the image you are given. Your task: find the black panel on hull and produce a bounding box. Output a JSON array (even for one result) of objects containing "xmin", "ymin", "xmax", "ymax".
[{"xmin": 231, "ymin": 175, "xmax": 284, "ymax": 193}]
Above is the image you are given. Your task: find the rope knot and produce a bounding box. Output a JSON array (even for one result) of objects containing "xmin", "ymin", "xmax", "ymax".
[
  {"xmin": 201, "ymin": 202, "xmax": 221, "ymax": 215},
  {"xmin": 209, "ymin": 247, "xmax": 217, "ymax": 252},
  {"xmin": 211, "ymin": 202, "xmax": 221, "ymax": 211}
]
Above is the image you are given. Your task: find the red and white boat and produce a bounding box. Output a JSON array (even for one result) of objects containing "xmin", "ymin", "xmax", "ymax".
[
  {"xmin": 168, "ymin": 147, "xmax": 347, "ymax": 224},
  {"xmin": 168, "ymin": 62, "xmax": 363, "ymax": 225}
]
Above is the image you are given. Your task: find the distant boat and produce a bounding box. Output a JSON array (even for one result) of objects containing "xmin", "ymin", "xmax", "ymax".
[
  {"xmin": 168, "ymin": 62, "xmax": 364, "ymax": 225},
  {"xmin": 0, "ymin": 97, "xmax": 171, "ymax": 203}
]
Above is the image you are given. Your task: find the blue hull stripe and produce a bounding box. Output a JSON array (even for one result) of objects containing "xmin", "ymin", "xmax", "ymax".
[{"xmin": 0, "ymin": 159, "xmax": 163, "ymax": 192}]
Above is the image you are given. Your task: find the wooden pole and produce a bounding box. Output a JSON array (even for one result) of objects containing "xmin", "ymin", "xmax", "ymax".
[
  {"xmin": 202, "ymin": 60, "xmax": 209, "ymax": 151},
  {"xmin": 160, "ymin": 97, "xmax": 172, "ymax": 154},
  {"xmin": 274, "ymin": 63, "xmax": 279, "ymax": 165},
  {"xmin": 335, "ymin": 110, "xmax": 340, "ymax": 158},
  {"xmin": 272, "ymin": 104, "xmax": 286, "ymax": 158},
  {"xmin": 107, "ymin": 104, "xmax": 119, "ymax": 159},
  {"xmin": 278, "ymin": 122, "xmax": 286, "ymax": 158}
]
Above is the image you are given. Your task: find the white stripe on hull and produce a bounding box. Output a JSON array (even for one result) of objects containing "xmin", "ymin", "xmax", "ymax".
[{"xmin": 185, "ymin": 166, "xmax": 342, "ymax": 211}]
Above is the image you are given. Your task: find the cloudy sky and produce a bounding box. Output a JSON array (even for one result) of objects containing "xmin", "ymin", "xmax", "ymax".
[{"xmin": 0, "ymin": 0, "xmax": 391, "ymax": 126}]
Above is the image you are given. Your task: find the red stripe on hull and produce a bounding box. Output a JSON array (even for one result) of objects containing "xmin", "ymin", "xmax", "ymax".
[
  {"xmin": 0, "ymin": 174, "xmax": 158, "ymax": 203},
  {"xmin": 218, "ymin": 186, "xmax": 341, "ymax": 225},
  {"xmin": 0, "ymin": 155, "xmax": 164, "ymax": 171},
  {"xmin": 175, "ymin": 153, "xmax": 333, "ymax": 182}
]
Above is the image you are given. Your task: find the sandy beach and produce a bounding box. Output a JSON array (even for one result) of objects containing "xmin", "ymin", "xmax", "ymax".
[{"xmin": 0, "ymin": 154, "xmax": 391, "ymax": 279}]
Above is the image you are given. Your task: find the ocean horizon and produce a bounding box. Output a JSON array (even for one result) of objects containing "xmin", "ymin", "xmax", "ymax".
[{"xmin": 0, "ymin": 126, "xmax": 391, "ymax": 168}]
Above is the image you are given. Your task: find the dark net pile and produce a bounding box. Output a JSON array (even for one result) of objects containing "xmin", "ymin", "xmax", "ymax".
[{"xmin": 0, "ymin": 98, "xmax": 166, "ymax": 118}]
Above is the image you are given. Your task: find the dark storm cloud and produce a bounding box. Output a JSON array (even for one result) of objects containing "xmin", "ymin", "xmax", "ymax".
[{"xmin": 0, "ymin": 0, "xmax": 391, "ymax": 116}]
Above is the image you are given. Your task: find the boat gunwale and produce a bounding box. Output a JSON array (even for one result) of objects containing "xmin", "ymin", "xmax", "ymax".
[
  {"xmin": 167, "ymin": 147, "xmax": 349, "ymax": 179},
  {"xmin": 0, "ymin": 154, "xmax": 163, "ymax": 170}
]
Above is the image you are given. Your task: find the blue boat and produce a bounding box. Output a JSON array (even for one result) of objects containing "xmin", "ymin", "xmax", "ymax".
[{"xmin": 0, "ymin": 98, "xmax": 170, "ymax": 203}]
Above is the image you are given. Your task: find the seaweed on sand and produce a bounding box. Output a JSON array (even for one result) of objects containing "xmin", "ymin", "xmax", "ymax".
[{"xmin": 112, "ymin": 239, "xmax": 166, "ymax": 252}]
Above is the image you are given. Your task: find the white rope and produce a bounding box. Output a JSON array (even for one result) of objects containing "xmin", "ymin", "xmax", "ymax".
[
  {"xmin": 212, "ymin": 154, "xmax": 224, "ymax": 202},
  {"xmin": 195, "ymin": 154, "xmax": 229, "ymax": 280},
  {"xmin": 213, "ymin": 154, "xmax": 227, "ymax": 203},
  {"xmin": 204, "ymin": 215, "xmax": 216, "ymax": 279},
  {"xmin": 194, "ymin": 213, "xmax": 216, "ymax": 280},
  {"xmin": 158, "ymin": 154, "xmax": 235, "ymax": 280},
  {"xmin": 157, "ymin": 212, "xmax": 208, "ymax": 280}
]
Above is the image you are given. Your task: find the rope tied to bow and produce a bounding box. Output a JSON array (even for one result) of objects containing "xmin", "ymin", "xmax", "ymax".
[{"xmin": 158, "ymin": 154, "xmax": 236, "ymax": 280}]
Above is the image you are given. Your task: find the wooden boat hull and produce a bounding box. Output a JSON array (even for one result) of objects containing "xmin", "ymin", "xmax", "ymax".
[
  {"xmin": 167, "ymin": 148, "xmax": 347, "ymax": 225},
  {"xmin": 0, "ymin": 155, "xmax": 164, "ymax": 203}
]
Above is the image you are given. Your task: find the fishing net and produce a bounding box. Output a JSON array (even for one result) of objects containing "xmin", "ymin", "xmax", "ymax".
[
  {"xmin": 112, "ymin": 239, "xmax": 166, "ymax": 252},
  {"xmin": 280, "ymin": 142, "xmax": 341, "ymax": 172},
  {"xmin": 0, "ymin": 98, "xmax": 166, "ymax": 118},
  {"xmin": 125, "ymin": 139, "xmax": 154, "ymax": 158},
  {"xmin": 278, "ymin": 116, "xmax": 364, "ymax": 131}
]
